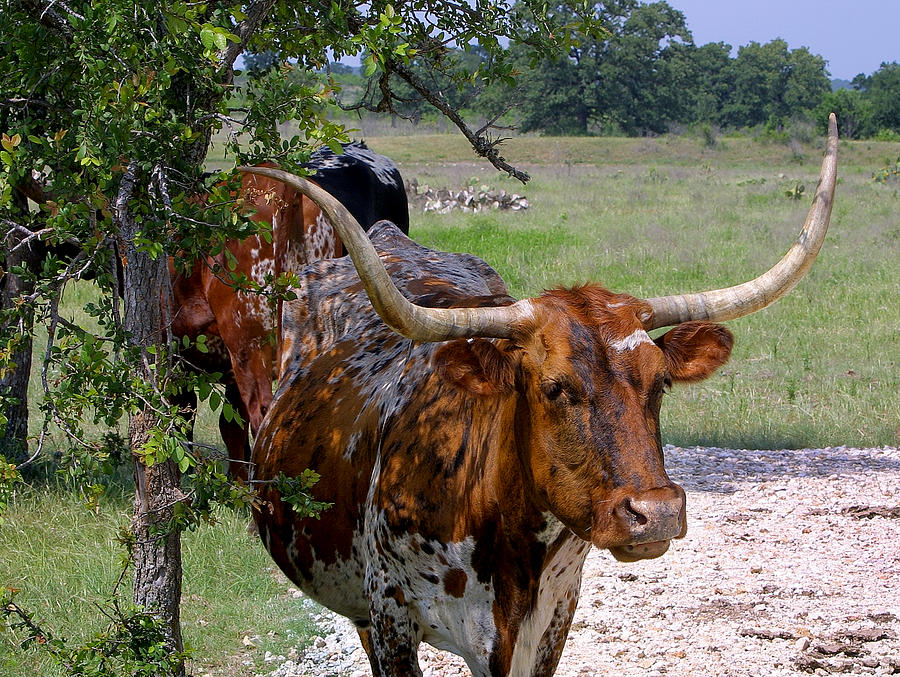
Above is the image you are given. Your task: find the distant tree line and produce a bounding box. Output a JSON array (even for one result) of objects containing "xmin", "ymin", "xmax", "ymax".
[{"xmin": 347, "ymin": 1, "xmax": 900, "ymax": 140}]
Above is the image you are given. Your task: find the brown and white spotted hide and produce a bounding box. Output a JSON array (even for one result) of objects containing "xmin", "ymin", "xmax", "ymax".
[
  {"xmin": 252, "ymin": 222, "xmax": 733, "ymax": 677},
  {"xmin": 171, "ymin": 144, "xmax": 408, "ymax": 479}
]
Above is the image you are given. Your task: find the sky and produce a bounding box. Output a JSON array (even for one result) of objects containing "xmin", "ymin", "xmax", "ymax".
[{"xmin": 669, "ymin": 0, "xmax": 899, "ymax": 80}]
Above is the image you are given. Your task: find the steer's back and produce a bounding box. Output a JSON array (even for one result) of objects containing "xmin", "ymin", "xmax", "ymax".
[{"xmin": 252, "ymin": 221, "xmax": 511, "ymax": 616}]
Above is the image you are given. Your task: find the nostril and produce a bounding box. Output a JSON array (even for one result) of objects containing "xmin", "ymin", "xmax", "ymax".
[{"xmin": 624, "ymin": 498, "xmax": 648, "ymax": 526}]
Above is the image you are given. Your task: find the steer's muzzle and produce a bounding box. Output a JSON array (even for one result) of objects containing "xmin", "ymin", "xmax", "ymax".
[{"xmin": 593, "ymin": 484, "xmax": 687, "ymax": 562}]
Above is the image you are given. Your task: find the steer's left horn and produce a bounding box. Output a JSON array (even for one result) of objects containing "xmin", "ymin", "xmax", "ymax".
[
  {"xmin": 642, "ymin": 113, "xmax": 838, "ymax": 330},
  {"xmin": 237, "ymin": 166, "xmax": 533, "ymax": 342}
]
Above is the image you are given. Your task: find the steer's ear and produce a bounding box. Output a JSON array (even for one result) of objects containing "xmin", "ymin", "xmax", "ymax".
[
  {"xmin": 654, "ymin": 321, "xmax": 734, "ymax": 383},
  {"xmin": 434, "ymin": 339, "xmax": 517, "ymax": 395}
]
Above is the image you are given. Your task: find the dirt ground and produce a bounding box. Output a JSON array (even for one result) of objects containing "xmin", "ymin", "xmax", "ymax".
[{"xmin": 265, "ymin": 445, "xmax": 900, "ymax": 677}]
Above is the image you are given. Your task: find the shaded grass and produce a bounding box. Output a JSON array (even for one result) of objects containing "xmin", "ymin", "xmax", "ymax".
[
  {"xmin": 0, "ymin": 482, "xmax": 314, "ymax": 676},
  {"xmin": 26, "ymin": 281, "xmax": 222, "ymax": 449}
]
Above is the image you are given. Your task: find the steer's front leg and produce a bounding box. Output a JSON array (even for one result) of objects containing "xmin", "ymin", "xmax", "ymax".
[
  {"xmin": 363, "ymin": 564, "xmax": 424, "ymax": 677},
  {"xmin": 528, "ymin": 590, "xmax": 582, "ymax": 677}
]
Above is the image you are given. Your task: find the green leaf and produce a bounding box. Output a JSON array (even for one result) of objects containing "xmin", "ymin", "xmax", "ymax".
[
  {"xmin": 164, "ymin": 14, "xmax": 190, "ymax": 37},
  {"xmin": 197, "ymin": 379, "xmax": 212, "ymax": 401},
  {"xmin": 200, "ymin": 26, "xmax": 217, "ymax": 51},
  {"xmin": 224, "ymin": 248, "xmax": 238, "ymax": 271}
]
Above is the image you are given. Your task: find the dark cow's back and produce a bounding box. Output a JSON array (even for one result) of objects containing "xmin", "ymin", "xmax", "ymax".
[{"xmin": 307, "ymin": 143, "xmax": 409, "ymax": 236}]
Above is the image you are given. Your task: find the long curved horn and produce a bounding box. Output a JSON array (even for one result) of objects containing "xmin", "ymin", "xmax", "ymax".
[
  {"xmin": 642, "ymin": 113, "xmax": 838, "ymax": 330},
  {"xmin": 237, "ymin": 166, "xmax": 533, "ymax": 342}
]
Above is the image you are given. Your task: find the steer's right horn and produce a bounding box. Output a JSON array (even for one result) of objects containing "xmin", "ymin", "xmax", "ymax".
[
  {"xmin": 237, "ymin": 166, "xmax": 533, "ymax": 342},
  {"xmin": 642, "ymin": 113, "xmax": 838, "ymax": 330}
]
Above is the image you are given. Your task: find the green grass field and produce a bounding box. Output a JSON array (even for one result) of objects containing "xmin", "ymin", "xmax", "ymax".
[
  {"xmin": 3, "ymin": 131, "xmax": 898, "ymax": 675},
  {"xmin": 369, "ymin": 132, "xmax": 898, "ymax": 449}
]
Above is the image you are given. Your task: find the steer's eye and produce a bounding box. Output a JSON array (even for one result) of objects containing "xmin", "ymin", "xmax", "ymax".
[
  {"xmin": 541, "ymin": 380, "xmax": 564, "ymax": 401},
  {"xmin": 662, "ymin": 377, "xmax": 672, "ymax": 394}
]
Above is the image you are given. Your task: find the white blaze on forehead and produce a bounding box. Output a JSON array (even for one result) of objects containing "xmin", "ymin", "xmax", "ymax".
[{"xmin": 609, "ymin": 328, "xmax": 654, "ymax": 352}]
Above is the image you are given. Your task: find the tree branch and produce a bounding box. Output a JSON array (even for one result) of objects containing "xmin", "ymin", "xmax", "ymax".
[
  {"xmin": 2, "ymin": 224, "xmax": 54, "ymax": 255},
  {"xmin": 2, "ymin": 601, "xmax": 52, "ymax": 645},
  {"xmin": 475, "ymin": 102, "xmax": 519, "ymax": 137},
  {"xmin": 389, "ymin": 58, "xmax": 530, "ymax": 183},
  {"xmin": 16, "ymin": 0, "xmax": 76, "ymax": 39},
  {"xmin": 114, "ymin": 161, "xmax": 140, "ymax": 240},
  {"xmin": 217, "ymin": 0, "xmax": 278, "ymax": 79},
  {"xmin": 0, "ymin": 98, "xmax": 53, "ymax": 110}
]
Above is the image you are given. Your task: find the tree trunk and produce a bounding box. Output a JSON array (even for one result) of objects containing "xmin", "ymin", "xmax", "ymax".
[
  {"xmin": 116, "ymin": 162, "xmax": 185, "ymax": 675},
  {"xmin": 130, "ymin": 413, "xmax": 185, "ymax": 666},
  {"xmin": 0, "ymin": 189, "xmax": 39, "ymax": 466},
  {"xmin": 0, "ymin": 268, "xmax": 35, "ymax": 466}
]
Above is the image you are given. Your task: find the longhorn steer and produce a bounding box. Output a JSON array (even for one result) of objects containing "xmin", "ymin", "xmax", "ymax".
[
  {"xmin": 246, "ymin": 115, "xmax": 837, "ymax": 676},
  {"xmin": 170, "ymin": 142, "xmax": 408, "ymax": 478}
]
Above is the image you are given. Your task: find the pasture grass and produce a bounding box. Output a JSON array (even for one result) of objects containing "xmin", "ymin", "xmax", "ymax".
[
  {"xmin": 5, "ymin": 131, "xmax": 898, "ymax": 675},
  {"xmin": 368, "ymin": 133, "xmax": 900, "ymax": 449}
]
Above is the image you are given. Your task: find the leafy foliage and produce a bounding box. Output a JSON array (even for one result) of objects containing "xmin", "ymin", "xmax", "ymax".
[
  {"xmin": 3, "ymin": 591, "xmax": 190, "ymax": 677},
  {"xmin": 244, "ymin": 50, "xmax": 279, "ymax": 78},
  {"xmin": 472, "ymin": 0, "xmax": 695, "ymax": 136},
  {"xmin": 873, "ymin": 155, "xmax": 900, "ymax": 183},
  {"xmin": 271, "ymin": 469, "xmax": 333, "ymax": 519},
  {"xmin": 720, "ymin": 39, "xmax": 830, "ymax": 129},
  {"xmin": 852, "ymin": 62, "xmax": 900, "ymax": 136},
  {"xmin": 783, "ymin": 182, "xmax": 805, "ymax": 200}
]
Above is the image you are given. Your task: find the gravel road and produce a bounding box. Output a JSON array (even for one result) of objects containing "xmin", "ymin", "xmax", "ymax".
[{"xmin": 266, "ymin": 445, "xmax": 900, "ymax": 677}]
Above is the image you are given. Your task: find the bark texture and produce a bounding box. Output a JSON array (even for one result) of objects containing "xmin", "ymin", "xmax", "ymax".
[
  {"xmin": 116, "ymin": 162, "xmax": 185, "ymax": 674},
  {"xmin": 0, "ymin": 188, "xmax": 39, "ymax": 465}
]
